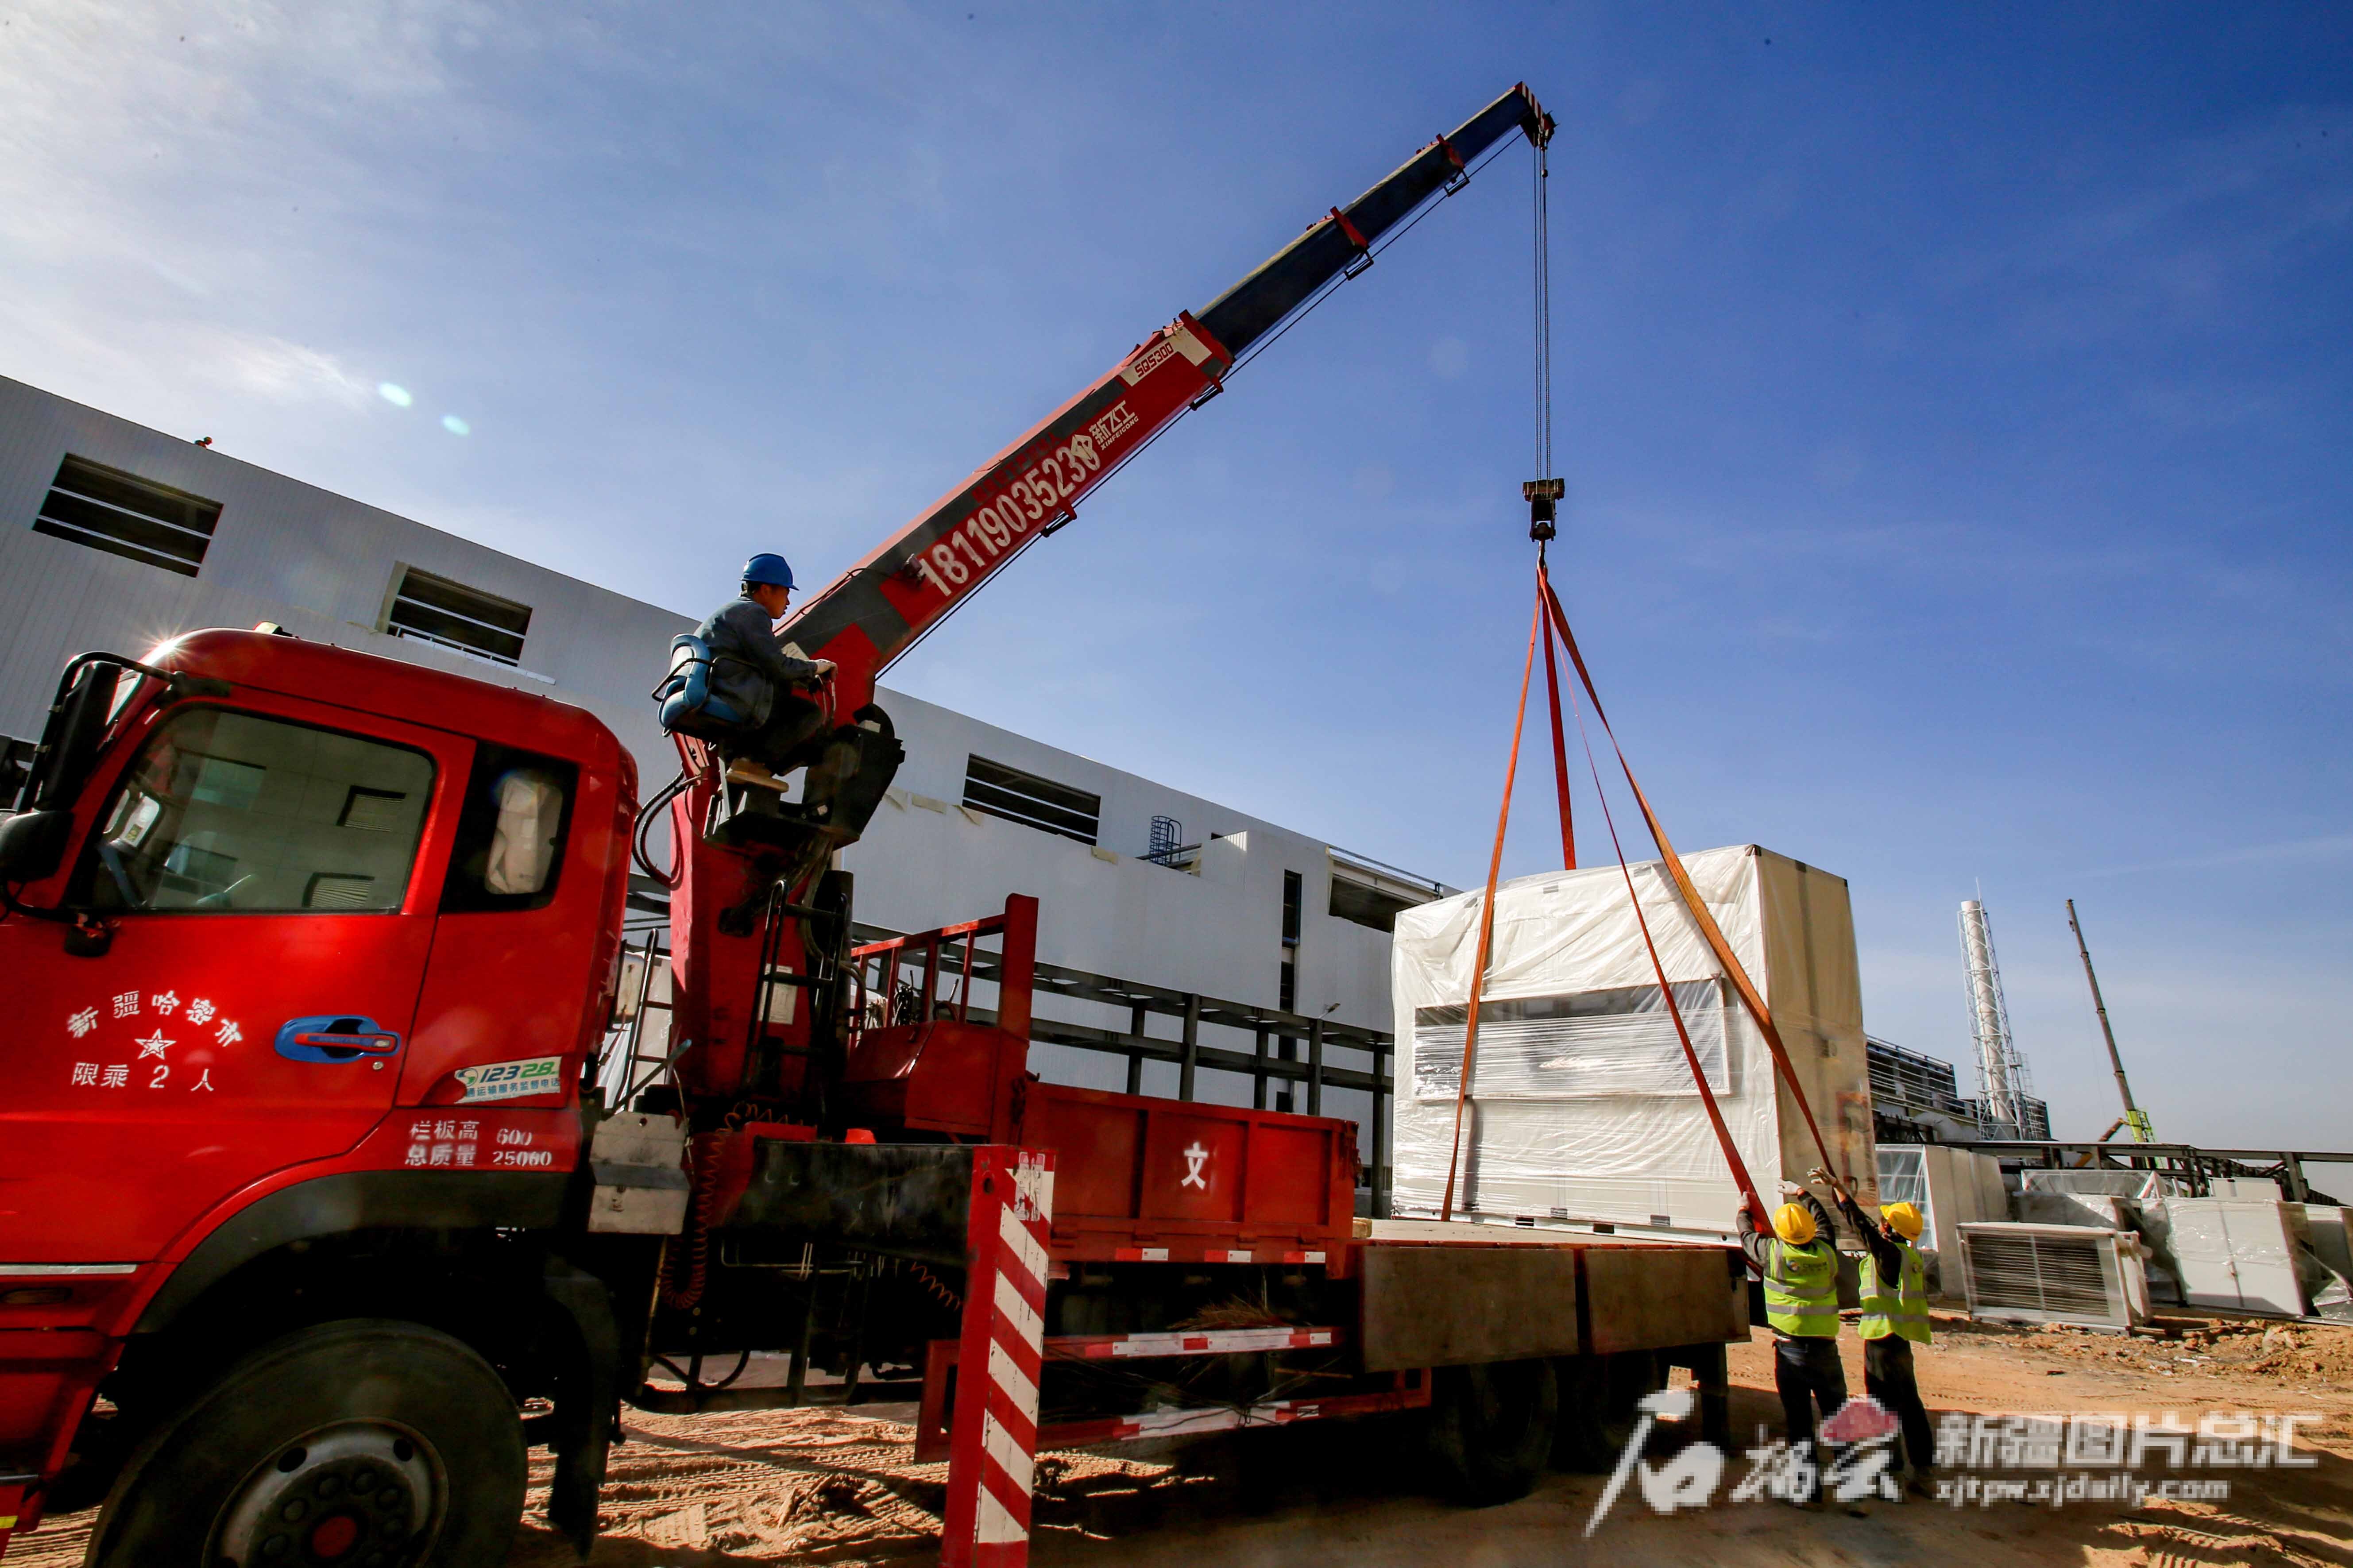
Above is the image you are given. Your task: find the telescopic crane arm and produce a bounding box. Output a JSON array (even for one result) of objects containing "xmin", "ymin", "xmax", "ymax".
[
  {"xmin": 662, "ymin": 85, "xmax": 1549, "ymax": 1113},
  {"xmin": 780, "ymin": 83, "xmax": 1553, "ymax": 715}
]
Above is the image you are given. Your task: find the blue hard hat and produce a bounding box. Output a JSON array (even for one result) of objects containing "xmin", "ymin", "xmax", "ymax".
[{"xmin": 742, "ymin": 552, "xmax": 796, "ymax": 590}]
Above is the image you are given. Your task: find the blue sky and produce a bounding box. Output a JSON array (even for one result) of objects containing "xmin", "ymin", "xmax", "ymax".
[{"xmin": 3, "ymin": 4, "xmax": 2347, "ymax": 1150}]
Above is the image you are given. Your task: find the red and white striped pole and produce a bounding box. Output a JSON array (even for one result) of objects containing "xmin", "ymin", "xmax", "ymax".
[{"xmin": 941, "ymin": 1147, "xmax": 1055, "ymax": 1568}]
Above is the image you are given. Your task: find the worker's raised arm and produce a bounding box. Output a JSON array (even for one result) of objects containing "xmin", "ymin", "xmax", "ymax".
[
  {"xmin": 1802, "ymin": 1189, "xmax": 1835, "ymax": 1240},
  {"xmin": 1829, "ymin": 1184, "xmax": 1909, "ymax": 1278},
  {"xmin": 1734, "ymin": 1193, "xmax": 1774, "ymax": 1270}
]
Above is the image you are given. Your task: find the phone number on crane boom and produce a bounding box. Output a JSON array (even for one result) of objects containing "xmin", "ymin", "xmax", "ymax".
[{"xmin": 910, "ymin": 431, "xmax": 1103, "ymax": 599}]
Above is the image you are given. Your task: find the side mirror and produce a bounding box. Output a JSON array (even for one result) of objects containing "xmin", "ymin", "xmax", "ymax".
[
  {"xmin": 0, "ymin": 808, "xmax": 72, "ymax": 883},
  {"xmin": 32, "ymin": 662, "xmax": 123, "ymax": 812}
]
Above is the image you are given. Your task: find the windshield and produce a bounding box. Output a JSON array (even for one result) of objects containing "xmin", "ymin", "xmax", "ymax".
[{"xmin": 81, "ymin": 707, "xmax": 435, "ymax": 913}]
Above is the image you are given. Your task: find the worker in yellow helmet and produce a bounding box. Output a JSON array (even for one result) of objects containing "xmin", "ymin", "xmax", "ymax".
[
  {"xmin": 1735, "ymin": 1178, "xmax": 1847, "ymax": 1505},
  {"xmin": 1815, "ymin": 1165, "xmax": 1935, "ymax": 1498}
]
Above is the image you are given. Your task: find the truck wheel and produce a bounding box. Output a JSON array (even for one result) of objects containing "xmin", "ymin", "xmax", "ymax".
[
  {"xmin": 1427, "ymin": 1359, "xmax": 1557, "ymax": 1506},
  {"xmin": 85, "ymin": 1319, "xmax": 525, "ymax": 1568},
  {"xmin": 1553, "ymin": 1351, "xmax": 1662, "ymax": 1472}
]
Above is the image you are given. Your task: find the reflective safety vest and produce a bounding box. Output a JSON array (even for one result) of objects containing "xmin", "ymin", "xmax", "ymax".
[
  {"xmin": 1859, "ymin": 1237, "xmax": 1931, "ymax": 1344},
  {"xmin": 1762, "ymin": 1237, "xmax": 1840, "ymax": 1337}
]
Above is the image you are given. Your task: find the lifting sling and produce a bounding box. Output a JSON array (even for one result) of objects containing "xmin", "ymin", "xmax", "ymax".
[
  {"xmin": 1539, "ymin": 567, "xmax": 1843, "ymax": 1178},
  {"xmin": 1437, "ymin": 556, "xmax": 1845, "ymax": 1224}
]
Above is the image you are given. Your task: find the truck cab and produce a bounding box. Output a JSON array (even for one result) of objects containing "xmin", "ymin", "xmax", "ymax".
[{"xmin": 0, "ymin": 629, "xmax": 634, "ymax": 1556}]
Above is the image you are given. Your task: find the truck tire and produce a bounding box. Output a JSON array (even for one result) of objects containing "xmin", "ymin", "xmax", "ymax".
[
  {"xmin": 1427, "ymin": 1359, "xmax": 1557, "ymax": 1506},
  {"xmin": 1553, "ymin": 1351, "xmax": 1662, "ymax": 1473},
  {"xmin": 84, "ymin": 1319, "xmax": 525, "ymax": 1568}
]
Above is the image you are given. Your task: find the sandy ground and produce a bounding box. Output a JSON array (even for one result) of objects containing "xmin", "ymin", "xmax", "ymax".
[{"xmin": 15, "ymin": 1308, "xmax": 2353, "ymax": 1566}]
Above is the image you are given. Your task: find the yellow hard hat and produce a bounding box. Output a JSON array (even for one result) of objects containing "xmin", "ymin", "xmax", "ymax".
[
  {"xmin": 1772, "ymin": 1203, "xmax": 1817, "ymax": 1245},
  {"xmin": 1882, "ymin": 1202, "xmax": 1924, "ymax": 1240}
]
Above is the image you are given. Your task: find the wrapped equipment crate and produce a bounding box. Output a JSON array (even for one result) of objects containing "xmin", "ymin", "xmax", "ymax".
[{"xmin": 1389, "ymin": 844, "xmax": 1878, "ymax": 1235}]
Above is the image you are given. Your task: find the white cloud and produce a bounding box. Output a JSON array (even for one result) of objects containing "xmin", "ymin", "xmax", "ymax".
[{"xmin": 200, "ymin": 330, "xmax": 374, "ymax": 405}]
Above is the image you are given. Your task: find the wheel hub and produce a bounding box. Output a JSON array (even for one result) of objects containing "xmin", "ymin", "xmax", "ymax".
[{"xmin": 213, "ymin": 1422, "xmax": 440, "ymax": 1568}]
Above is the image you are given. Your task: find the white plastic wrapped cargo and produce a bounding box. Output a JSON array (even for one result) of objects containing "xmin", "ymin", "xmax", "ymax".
[
  {"xmin": 1389, "ymin": 844, "xmax": 1877, "ymax": 1235},
  {"xmin": 2169, "ymin": 1199, "xmax": 2313, "ymax": 1317}
]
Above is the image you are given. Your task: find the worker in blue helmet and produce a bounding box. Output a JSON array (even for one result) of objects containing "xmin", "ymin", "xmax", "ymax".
[{"xmin": 692, "ymin": 552, "xmax": 837, "ymax": 772}]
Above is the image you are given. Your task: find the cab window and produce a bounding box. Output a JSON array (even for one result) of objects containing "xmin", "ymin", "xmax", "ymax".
[
  {"xmin": 439, "ymin": 742, "xmax": 577, "ymax": 913},
  {"xmin": 78, "ymin": 707, "xmax": 435, "ymax": 913}
]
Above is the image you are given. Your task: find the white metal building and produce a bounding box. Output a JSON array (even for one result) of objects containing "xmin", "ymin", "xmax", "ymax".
[{"xmin": 0, "ymin": 374, "xmax": 1446, "ymax": 1180}]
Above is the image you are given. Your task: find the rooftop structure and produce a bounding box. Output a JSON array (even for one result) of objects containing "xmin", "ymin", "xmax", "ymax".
[{"xmin": 1867, "ymin": 1034, "xmax": 2050, "ymax": 1144}]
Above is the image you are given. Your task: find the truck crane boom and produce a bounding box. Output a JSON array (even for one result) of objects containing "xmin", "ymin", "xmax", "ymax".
[{"xmin": 786, "ymin": 84, "xmax": 1553, "ymax": 718}]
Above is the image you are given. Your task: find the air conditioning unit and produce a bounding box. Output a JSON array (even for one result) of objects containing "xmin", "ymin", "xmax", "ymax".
[{"xmin": 1958, "ymin": 1221, "xmax": 2149, "ymax": 1331}]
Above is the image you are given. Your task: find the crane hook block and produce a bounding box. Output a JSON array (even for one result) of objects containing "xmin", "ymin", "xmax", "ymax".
[{"xmin": 1524, "ymin": 477, "xmax": 1564, "ymax": 541}]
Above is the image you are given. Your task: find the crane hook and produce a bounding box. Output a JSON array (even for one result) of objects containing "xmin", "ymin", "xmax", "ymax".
[{"xmin": 1524, "ymin": 477, "xmax": 1564, "ymax": 542}]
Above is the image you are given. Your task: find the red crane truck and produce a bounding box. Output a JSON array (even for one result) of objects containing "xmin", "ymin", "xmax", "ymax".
[{"xmin": 0, "ymin": 84, "xmax": 1747, "ymax": 1568}]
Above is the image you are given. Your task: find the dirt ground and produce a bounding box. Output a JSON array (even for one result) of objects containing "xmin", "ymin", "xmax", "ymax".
[{"xmin": 15, "ymin": 1308, "xmax": 2353, "ymax": 1566}]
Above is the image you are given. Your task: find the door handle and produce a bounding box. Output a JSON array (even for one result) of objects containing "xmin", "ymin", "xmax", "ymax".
[{"xmin": 276, "ymin": 1015, "xmax": 404, "ymax": 1063}]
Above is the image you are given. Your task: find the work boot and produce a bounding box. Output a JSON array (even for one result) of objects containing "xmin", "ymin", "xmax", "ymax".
[{"xmin": 725, "ymin": 757, "xmax": 789, "ymax": 792}]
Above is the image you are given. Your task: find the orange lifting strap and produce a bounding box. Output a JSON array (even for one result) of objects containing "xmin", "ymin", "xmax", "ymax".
[{"xmin": 1437, "ymin": 558, "xmax": 1841, "ymax": 1224}]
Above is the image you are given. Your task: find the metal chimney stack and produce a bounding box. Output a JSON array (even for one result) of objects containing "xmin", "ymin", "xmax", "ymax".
[{"xmin": 1958, "ymin": 899, "xmax": 2032, "ymax": 1135}]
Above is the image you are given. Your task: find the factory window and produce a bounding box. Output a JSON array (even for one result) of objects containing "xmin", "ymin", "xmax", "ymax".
[
  {"xmin": 1411, "ymin": 980, "xmax": 1729, "ymax": 1101},
  {"xmin": 961, "ymin": 755, "xmax": 1100, "ymax": 845},
  {"xmin": 31, "ymin": 455, "xmax": 222, "ymax": 577},
  {"xmin": 385, "ymin": 566, "xmax": 532, "ymax": 666}
]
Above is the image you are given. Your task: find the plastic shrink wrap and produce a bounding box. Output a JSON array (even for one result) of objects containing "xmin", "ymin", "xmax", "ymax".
[{"xmin": 1389, "ymin": 844, "xmax": 1877, "ymax": 1235}]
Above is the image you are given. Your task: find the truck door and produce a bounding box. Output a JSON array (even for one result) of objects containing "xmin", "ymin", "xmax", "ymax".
[{"xmin": 0, "ymin": 695, "xmax": 464, "ymax": 1265}]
